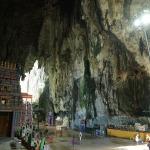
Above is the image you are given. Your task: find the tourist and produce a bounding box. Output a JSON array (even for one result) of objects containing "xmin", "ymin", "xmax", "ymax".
[
  {"xmin": 44, "ymin": 128, "xmax": 48, "ymax": 137},
  {"xmin": 147, "ymin": 141, "xmax": 150, "ymax": 150},
  {"xmin": 72, "ymin": 136, "xmax": 75, "ymax": 146},
  {"xmin": 146, "ymin": 134, "xmax": 150, "ymax": 143},
  {"xmin": 33, "ymin": 142, "xmax": 37, "ymax": 148},
  {"xmin": 32, "ymin": 130, "xmax": 35, "ymax": 138},
  {"xmin": 79, "ymin": 132, "xmax": 82, "ymax": 144},
  {"xmin": 40, "ymin": 131, "xmax": 43, "ymax": 137},
  {"xmin": 44, "ymin": 144, "xmax": 49, "ymax": 150},
  {"xmin": 135, "ymin": 134, "xmax": 143, "ymax": 145},
  {"xmin": 37, "ymin": 132, "xmax": 41, "ymax": 141},
  {"xmin": 49, "ymin": 135, "xmax": 52, "ymax": 143},
  {"xmin": 95, "ymin": 129, "xmax": 99, "ymax": 137},
  {"xmin": 34, "ymin": 131, "xmax": 39, "ymax": 139},
  {"xmin": 135, "ymin": 134, "xmax": 139, "ymax": 145}
]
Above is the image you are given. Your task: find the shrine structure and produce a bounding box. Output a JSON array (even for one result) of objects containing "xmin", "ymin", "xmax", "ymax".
[
  {"xmin": 0, "ymin": 62, "xmax": 23, "ymax": 137},
  {"xmin": 48, "ymin": 111, "xmax": 54, "ymax": 126}
]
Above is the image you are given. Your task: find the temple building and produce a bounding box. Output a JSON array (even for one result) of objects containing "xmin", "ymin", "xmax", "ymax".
[{"xmin": 0, "ymin": 62, "xmax": 32, "ymax": 137}]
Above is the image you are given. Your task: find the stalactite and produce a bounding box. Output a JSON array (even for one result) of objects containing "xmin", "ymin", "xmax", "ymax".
[{"xmin": 139, "ymin": 37, "xmax": 144, "ymax": 56}]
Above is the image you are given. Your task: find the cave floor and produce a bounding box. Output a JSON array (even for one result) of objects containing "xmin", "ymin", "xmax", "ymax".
[
  {"xmin": 44, "ymin": 125, "xmax": 149, "ymax": 150},
  {"xmin": 0, "ymin": 124, "xmax": 149, "ymax": 150}
]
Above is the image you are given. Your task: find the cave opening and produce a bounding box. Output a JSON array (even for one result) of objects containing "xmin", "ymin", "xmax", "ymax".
[{"xmin": 1, "ymin": 0, "xmax": 150, "ymax": 139}]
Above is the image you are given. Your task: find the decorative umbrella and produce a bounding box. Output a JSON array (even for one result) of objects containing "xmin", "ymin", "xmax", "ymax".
[
  {"xmin": 20, "ymin": 128, "xmax": 22, "ymax": 138},
  {"xmin": 39, "ymin": 137, "xmax": 45, "ymax": 150},
  {"xmin": 28, "ymin": 133, "xmax": 32, "ymax": 146}
]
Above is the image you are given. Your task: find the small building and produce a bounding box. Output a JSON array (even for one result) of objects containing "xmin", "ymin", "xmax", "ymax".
[{"xmin": 0, "ymin": 62, "xmax": 23, "ymax": 137}]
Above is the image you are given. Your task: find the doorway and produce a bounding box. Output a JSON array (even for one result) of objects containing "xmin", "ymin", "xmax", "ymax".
[{"xmin": 0, "ymin": 112, "xmax": 13, "ymax": 137}]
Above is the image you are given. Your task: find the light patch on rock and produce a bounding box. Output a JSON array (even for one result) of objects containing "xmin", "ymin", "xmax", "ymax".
[
  {"xmin": 62, "ymin": 116, "xmax": 69, "ymax": 127},
  {"xmin": 75, "ymin": 101, "xmax": 86, "ymax": 119},
  {"xmin": 95, "ymin": 91, "xmax": 107, "ymax": 117}
]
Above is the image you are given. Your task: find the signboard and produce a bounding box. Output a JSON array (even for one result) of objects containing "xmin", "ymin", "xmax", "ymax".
[{"xmin": 56, "ymin": 125, "xmax": 62, "ymax": 131}]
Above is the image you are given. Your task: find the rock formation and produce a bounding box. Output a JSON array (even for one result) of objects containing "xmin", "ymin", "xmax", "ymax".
[{"xmin": 1, "ymin": 0, "xmax": 150, "ymax": 128}]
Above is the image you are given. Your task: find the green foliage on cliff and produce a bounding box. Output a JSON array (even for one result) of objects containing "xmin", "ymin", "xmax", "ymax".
[
  {"xmin": 91, "ymin": 40, "xmax": 101, "ymax": 57},
  {"xmin": 79, "ymin": 77, "xmax": 86, "ymax": 107}
]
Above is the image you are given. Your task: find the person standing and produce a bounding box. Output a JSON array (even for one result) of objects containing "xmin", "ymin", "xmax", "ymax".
[
  {"xmin": 49, "ymin": 135, "xmax": 52, "ymax": 143},
  {"xmin": 37, "ymin": 132, "xmax": 41, "ymax": 141},
  {"xmin": 147, "ymin": 141, "xmax": 150, "ymax": 150},
  {"xmin": 44, "ymin": 128, "xmax": 48, "ymax": 137},
  {"xmin": 72, "ymin": 136, "xmax": 75, "ymax": 146},
  {"xmin": 33, "ymin": 142, "xmax": 37, "ymax": 149},
  {"xmin": 135, "ymin": 134, "xmax": 139, "ymax": 145},
  {"xmin": 79, "ymin": 132, "xmax": 82, "ymax": 144},
  {"xmin": 146, "ymin": 134, "xmax": 150, "ymax": 143},
  {"xmin": 44, "ymin": 144, "xmax": 49, "ymax": 150}
]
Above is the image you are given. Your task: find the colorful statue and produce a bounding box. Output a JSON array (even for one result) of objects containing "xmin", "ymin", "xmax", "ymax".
[{"xmin": 48, "ymin": 111, "xmax": 53, "ymax": 126}]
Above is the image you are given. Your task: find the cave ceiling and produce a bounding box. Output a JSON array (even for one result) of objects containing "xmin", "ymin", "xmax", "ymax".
[{"xmin": 1, "ymin": 0, "xmax": 150, "ymax": 125}]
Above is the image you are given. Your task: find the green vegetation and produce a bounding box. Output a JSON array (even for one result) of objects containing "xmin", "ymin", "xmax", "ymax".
[{"xmin": 91, "ymin": 41, "xmax": 101, "ymax": 57}]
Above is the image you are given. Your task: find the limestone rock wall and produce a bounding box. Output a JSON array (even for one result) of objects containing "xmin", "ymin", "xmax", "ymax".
[{"xmin": 1, "ymin": 0, "xmax": 150, "ymax": 127}]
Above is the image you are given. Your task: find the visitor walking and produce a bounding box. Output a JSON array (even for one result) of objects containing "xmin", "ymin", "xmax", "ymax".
[
  {"xmin": 44, "ymin": 144, "xmax": 49, "ymax": 150},
  {"xmin": 33, "ymin": 142, "xmax": 37, "ymax": 149},
  {"xmin": 72, "ymin": 136, "xmax": 75, "ymax": 146},
  {"xmin": 37, "ymin": 132, "xmax": 41, "ymax": 141},
  {"xmin": 44, "ymin": 128, "xmax": 48, "ymax": 137},
  {"xmin": 79, "ymin": 132, "xmax": 82, "ymax": 144},
  {"xmin": 135, "ymin": 134, "xmax": 139, "ymax": 145},
  {"xmin": 148, "ymin": 141, "xmax": 150, "ymax": 150},
  {"xmin": 49, "ymin": 135, "xmax": 52, "ymax": 143},
  {"xmin": 146, "ymin": 134, "xmax": 150, "ymax": 143}
]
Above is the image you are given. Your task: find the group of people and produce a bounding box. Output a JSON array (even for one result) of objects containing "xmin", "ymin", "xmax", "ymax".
[
  {"xmin": 32, "ymin": 128, "xmax": 52, "ymax": 150},
  {"xmin": 20, "ymin": 123, "xmax": 52, "ymax": 150},
  {"xmin": 72, "ymin": 132, "xmax": 82, "ymax": 146},
  {"xmin": 135, "ymin": 133, "xmax": 150, "ymax": 149}
]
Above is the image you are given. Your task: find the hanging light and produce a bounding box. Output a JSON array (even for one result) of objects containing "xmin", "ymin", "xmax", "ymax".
[
  {"xmin": 141, "ymin": 13, "xmax": 150, "ymax": 25},
  {"xmin": 134, "ymin": 10, "xmax": 150, "ymax": 27},
  {"xmin": 134, "ymin": 19, "xmax": 141, "ymax": 26},
  {"xmin": 133, "ymin": 10, "xmax": 150, "ymax": 59}
]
